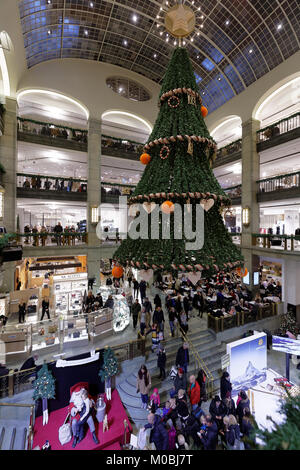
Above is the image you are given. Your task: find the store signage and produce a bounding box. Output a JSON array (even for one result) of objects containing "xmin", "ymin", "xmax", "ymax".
[
  {"xmin": 221, "ymin": 353, "xmax": 230, "ymax": 369},
  {"xmin": 53, "ymin": 273, "xmax": 87, "ymax": 282},
  {"xmin": 272, "ymin": 336, "xmax": 300, "ymax": 355}
]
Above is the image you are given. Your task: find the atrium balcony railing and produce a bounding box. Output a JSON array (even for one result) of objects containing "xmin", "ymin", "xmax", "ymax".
[
  {"xmin": 214, "ymin": 139, "xmax": 242, "ymax": 168},
  {"xmin": 252, "ymin": 233, "xmax": 300, "ymax": 252},
  {"xmin": 257, "ymin": 170, "xmax": 300, "ymax": 194},
  {"xmin": 13, "ymin": 232, "xmax": 88, "ymax": 248},
  {"xmin": 223, "ymin": 184, "xmax": 242, "ymax": 201},
  {"xmin": 101, "ymin": 182, "xmax": 135, "ymax": 203},
  {"xmin": 17, "ymin": 173, "xmax": 88, "ymax": 193},
  {"xmin": 256, "ymin": 112, "xmax": 300, "ymax": 144},
  {"xmin": 17, "ymin": 117, "xmax": 144, "ymax": 158}
]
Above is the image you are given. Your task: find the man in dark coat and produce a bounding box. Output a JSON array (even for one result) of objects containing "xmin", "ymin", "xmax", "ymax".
[
  {"xmin": 176, "ymin": 342, "xmax": 189, "ymax": 374},
  {"xmin": 157, "ymin": 345, "xmax": 167, "ymax": 379},
  {"xmin": 139, "ymin": 280, "xmax": 147, "ymax": 303},
  {"xmin": 198, "ymin": 416, "xmax": 218, "ymax": 450},
  {"xmin": 209, "ymin": 395, "xmax": 227, "ymax": 430},
  {"xmin": 220, "ymin": 371, "xmax": 232, "ymax": 400},
  {"xmin": 144, "ymin": 413, "xmax": 169, "ymax": 450},
  {"xmin": 131, "ymin": 298, "xmax": 141, "ymax": 330},
  {"xmin": 152, "ymin": 306, "xmax": 165, "ymax": 332}
]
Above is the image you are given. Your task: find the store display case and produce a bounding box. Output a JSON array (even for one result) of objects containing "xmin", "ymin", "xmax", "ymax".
[
  {"xmin": 98, "ymin": 287, "xmax": 130, "ymax": 333},
  {"xmin": 53, "ymin": 273, "xmax": 87, "ymax": 316}
]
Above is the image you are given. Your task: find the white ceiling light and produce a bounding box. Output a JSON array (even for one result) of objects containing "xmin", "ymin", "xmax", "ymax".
[
  {"xmin": 153, "ymin": 53, "xmax": 157, "ymax": 58},
  {"xmin": 225, "ymin": 20, "xmax": 230, "ymax": 26},
  {"xmin": 255, "ymin": 76, "xmax": 300, "ymax": 119},
  {"xmin": 123, "ymin": 39, "xmax": 128, "ymax": 46},
  {"xmin": 89, "ymin": 2, "xmax": 94, "ymax": 7},
  {"xmin": 101, "ymin": 111, "xmax": 152, "ymax": 133},
  {"xmin": 132, "ymin": 14, "xmax": 138, "ymax": 23},
  {"xmin": 249, "ymin": 49, "xmax": 253, "ymax": 53},
  {"xmin": 17, "ymin": 89, "xmax": 89, "ymax": 120},
  {"xmin": 277, "ymin": 23, "xmax": 283, "ymax": 31},
  {"xmin": 84, "ymin": 30, "xmax": 88, "ymax": 36}
]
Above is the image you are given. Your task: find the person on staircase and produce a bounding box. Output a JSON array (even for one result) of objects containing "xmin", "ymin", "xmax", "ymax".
[
  {"xmin": 176, "ymin": 342, "xmax": 189, "ymax": 374},
  {"xmin": 132, "ymin": 298, "xmax": 141, "ymax": 330},
  {"xmin": 157, "ymin": 344, "xmax": 167, "ymax": 380},
  {"xmin": 137, "ymin": 365, "xmax": 151, "ymax": 409},
  {"xmin": 153, "ymin": 305, "xmax": 165, "ymax": 333}
]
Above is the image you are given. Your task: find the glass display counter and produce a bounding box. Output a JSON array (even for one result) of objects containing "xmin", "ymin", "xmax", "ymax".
[{"xmin": 98, "ymin": 287, "xmax": 130, "ymax": 332}]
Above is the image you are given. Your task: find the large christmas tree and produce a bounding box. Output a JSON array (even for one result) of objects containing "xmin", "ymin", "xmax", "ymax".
[{"xmin": 114, "ymin": 46, "xmax": 243, "ymax": 277}]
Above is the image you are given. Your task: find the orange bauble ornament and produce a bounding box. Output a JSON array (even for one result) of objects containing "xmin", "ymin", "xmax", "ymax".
[
  {"xmin": 140, "ymin": 153, "xmax": 151, "ymax": 165},
  {"xmin": 201, "ymin": 106, "xmax": 208, "ymax": 118},
  {"xmin": 236, "ymin": 267, "xmax": 248, "ymax": 277},
  {"xmin": 161, "ymin": 200, "xmax": 174, "ymax": 214},
  {"xmin": 112, "ymin": 266, "xmax": 124, "ymax": 278}
]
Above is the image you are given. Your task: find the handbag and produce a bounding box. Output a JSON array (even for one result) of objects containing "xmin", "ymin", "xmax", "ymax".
[
  {"xmin": 73, "ymin": 331, "xmax": 80, "ymax": 338},
  {"xmin": 58, "ymin": 413, "xmax": 72, "ymax": 446},
  {"xmin": 48, "ymin": 325, "xmax": 57, "ymax": 334}
]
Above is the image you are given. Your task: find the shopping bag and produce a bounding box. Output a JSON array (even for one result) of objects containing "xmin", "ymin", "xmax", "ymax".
[
  {"xmin": 58, "ymin": 413, "xmax": 72, "ymax": 446},
  {"xmin": 137, "ymin": 427, "xmax": 147, "ymax": 449}
]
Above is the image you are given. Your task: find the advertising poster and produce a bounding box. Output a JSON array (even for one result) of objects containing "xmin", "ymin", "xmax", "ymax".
[
  {"xmin": 272, "ymin": 336, "xmax": 300, "ymax": 355},
  {"xmin": 227, "ymin": 332, "xmax": 267, "ymax": 396}
]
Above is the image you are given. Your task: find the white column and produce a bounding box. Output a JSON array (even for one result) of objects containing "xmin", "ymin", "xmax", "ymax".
[
  {"xmin": 87, "ymin": 118, "xmax": 101, "ymax": 289},
  {"xmin": 241, "ymin": 118, "xmax": 260, "ymax": 292}
]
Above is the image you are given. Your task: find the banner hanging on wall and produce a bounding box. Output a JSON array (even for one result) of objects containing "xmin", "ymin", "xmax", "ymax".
[{"xmin": 227, "ymin": 332, "xmax": 267, "ymax": 396}]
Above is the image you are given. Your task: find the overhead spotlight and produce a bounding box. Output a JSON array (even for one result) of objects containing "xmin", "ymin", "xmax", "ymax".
[
  {"xmin": 277, "ymin": 23, "xmax": 283, "ymax": 30},
  {"xmin": 84, "ymin": 30, "xmax": 88, "ymax": 36},
  {"xmin": 132, "ymin": 14, "xmax": 138, "ymax": 23},
  {"xmin": 89, "ymin": 1, "xmax": 94, "ymax": 7},
  {"xmin": 123, "ymin": 39, "xmax": 128, "ymax": 46},
  {"xmin": 183, "ymin": 40, "xmax": 186, "ymax": 45},
  {"xmin": 166, "ymin": 37, "xmax": 169, "ymax": 42},
  {"xmin": 197, "ymin": 7, "xmax": 201, "ymax": 11},
  {"xmin": 200, "ymin": 24, "xmax": 204, "ymax": 28},
  {"xmin": 197, "ymin": 55, "xmax": 199, "ymax": 59},
  {"xmin": 153, "ymin": 53, "xmax": 157, "ymax": 58},
  {"xmin": 156, "ymin": 23, "xmax": 160, "ymax": 28},
  {"xmin": 218, "ymin": 77, "xmax": 221, "ymax": 81},
  {"xmin": 47, "ymin": 29, "xmax": 51, "ymax": 35},
  {"xmin": 200, "ymin": 15, "xmax": 204, "ymax": 19},
  {"xmin": 249, "ymin": 49, "xmax": 253, "ymax": 53},
  {"xmin": 197, "ymin": 32, "xmax": 200, "ymax": 36},
  {"xmin": 174, "ymin": 40, "xmax": 177, "ymax": 45},
  {"xmin": 191, "ymin": 38, "xmax": 194, "ymax": 42},
  {"xmin": 160, "ymin": 31, "xmax": 163, "ymax": 36},
  {"xmin": 47, "ymin": 0, "xmax": 51, "ymax": 4}
]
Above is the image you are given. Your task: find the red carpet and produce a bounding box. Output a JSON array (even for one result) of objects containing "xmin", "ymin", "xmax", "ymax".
[{"xmin": 32, "ymin": 389, "xmax": 132, "ymax": 450}]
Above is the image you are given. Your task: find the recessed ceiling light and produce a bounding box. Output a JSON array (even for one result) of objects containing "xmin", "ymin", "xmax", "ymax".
[
  {"xmin": 197, "ymin": 55, "xmax": 199, "ymax": 59},
  {"xmin": 200, "ymin": 24, "xmax": 203, "ymax": 29},
  {"xmin": 166, "ymin": 37, "xmax": 169, "ymax": 42},
  {"xmin": 159, "ymin": 31, "xmax": 163, "ymax": 36},
  {"xmin": 218, "ymin": 77, "xmax": 221, "ymax": 81},
  {"xmin": 123, "ymin": 39, "xmax": 128, "ymax": 46},
  {"xmin": 47, "ymin": 30, "xmax": 51, "ymax": 35},
  {"xmin": 225, "ymin": 20, "xmax": 230, "ymax": 26},
  {"xmin": 183, "ymin": 40, "xmax": 186, "ymax": 45},
  {"xmin": 89, "ymin": 1, "xmax": 94, "ymax": 7},
  {"xmin": 84, "ymin": 30, "xmax": 88, "ymax": 36},
  {"xmin": 191, "ymin": 38, "xmax": 194, "ymax": 42},
  {"xmin": 277, "ymin": 23, "xmax": 283, "ymax": 30},
  {"xmin": 174, "ymin": 40, "xmax": 177, "ymax": 45},
  {"xmin": 153, "ymin": 53, "xmax": 157, "ymax": 58},
  {"xmin": 47, "ymin": 0, "xmax": 51, "ymax": 4},
  {"xmin": 132, "ymin": 14, "xmax": 138, "ymax": 23},
  {"xmin": 200, "ymin": 15, "xmax": 204, "ymax": 19},
  {"xmin": 249, "ymin": 49, "xmax": 253, "ymax": 53}
]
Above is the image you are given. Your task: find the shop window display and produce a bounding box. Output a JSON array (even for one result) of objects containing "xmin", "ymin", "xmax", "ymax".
[{"xmin": 97, "ymin": 286, "xmax": 130, "ymax": 333}]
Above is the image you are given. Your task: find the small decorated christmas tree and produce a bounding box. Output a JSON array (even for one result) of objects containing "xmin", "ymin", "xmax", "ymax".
[
  {"xmin": 99, "ymin": 347, "xmax": 118, "ymax": 401},
  {"xmin": 33, "ymin": 363, "xmax": 55, "ymax": 426},
  {"xmin": 253, "ymin": 392, "xmax": 300, "ymax": 450}
]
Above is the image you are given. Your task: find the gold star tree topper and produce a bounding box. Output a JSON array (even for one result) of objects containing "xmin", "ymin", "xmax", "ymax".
[{"xmin": 165, "ymin": 3, "xmax": 196, "ymax": 38}]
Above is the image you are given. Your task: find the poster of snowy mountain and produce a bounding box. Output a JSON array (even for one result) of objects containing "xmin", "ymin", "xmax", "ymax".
[{"xmin": 227, "ymin": 332, "xmax": 267, "ymax": 396}]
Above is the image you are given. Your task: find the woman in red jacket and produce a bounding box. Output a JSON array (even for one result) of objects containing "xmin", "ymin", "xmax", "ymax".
[{"xmin": 188, "ymin": 375, "xmax": 201, "ymax": 411}]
